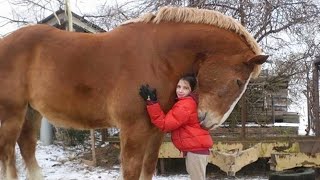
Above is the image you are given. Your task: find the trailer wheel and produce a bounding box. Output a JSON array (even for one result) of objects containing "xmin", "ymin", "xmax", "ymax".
[{"xmin": 269, "ymin": 168, "xmax": 315, "ymax": 180}]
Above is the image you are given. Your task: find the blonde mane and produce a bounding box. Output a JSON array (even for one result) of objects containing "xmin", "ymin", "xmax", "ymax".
[{"xmin": 123, "ymin": 6, "xmax": 262, "ymax": 78}]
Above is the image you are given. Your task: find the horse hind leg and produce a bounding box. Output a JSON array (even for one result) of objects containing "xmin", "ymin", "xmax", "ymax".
[
  {"xmin": 0, "ymin": 104, "xmax": 27, "ymax": 180},
  {"xmin": 17, "ymin": 106, "xmax": 43, "ymax": 180}
]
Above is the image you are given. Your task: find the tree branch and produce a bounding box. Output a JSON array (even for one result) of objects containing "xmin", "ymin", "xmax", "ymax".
[{"xmin": 0, "ymin": 15, "xmax": 30, "ymax": 24}]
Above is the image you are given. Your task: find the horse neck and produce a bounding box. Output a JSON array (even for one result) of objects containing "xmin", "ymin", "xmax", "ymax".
[
  {"xmin": 151, "ymin": 22, "xmax": 252, "ymax": 73},
  {"xmin": 115, "ymin": 22, "xmax": 252, "ymax": 79}
]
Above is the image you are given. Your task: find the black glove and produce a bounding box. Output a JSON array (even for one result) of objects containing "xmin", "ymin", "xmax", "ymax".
[{"xmin": 139, "ymin": 84, "xmax": 157, "ymax": 102}]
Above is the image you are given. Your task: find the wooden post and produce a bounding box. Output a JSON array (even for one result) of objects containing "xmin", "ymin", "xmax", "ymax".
[
  {"xmin": 82, "ymin": 130, "xmax": 97, "ymax": 166},
  {"xmin": 90, "ymin": 129, "xmax": 97, "ymax": 166},
  {"xmin": 65, "ymin": 0, "xmax": 73, "ymax": 31},
  {"xmin": 159, "ymin": 159, "xmax": 165, "ymax": 175},
  {"xmin": 271, "ymin": 95, "xmax": 275, "ymax": 124},
  {"xmin": 241, "ymin": 94, "xmax": 247, "ymax": 139},
  {"xmin": 100, "ymin": 129, "xmax": 108, "ymax": 142}
]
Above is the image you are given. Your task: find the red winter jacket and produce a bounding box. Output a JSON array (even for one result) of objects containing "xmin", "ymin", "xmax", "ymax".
[{"xmin": 146, "ymin": 96, "xmax": 213, "ymax": 152}]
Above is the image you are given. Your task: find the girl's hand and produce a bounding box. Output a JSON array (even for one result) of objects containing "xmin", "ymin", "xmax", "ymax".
[{"xmin": 139, "ymin": 84, "xmax": 157, "ymax": 102}]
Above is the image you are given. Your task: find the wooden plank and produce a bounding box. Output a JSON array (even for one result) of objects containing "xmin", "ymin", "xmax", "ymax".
[{"xmin": 209, "ymin": 143, "xmax": 261, "ymax": 176}]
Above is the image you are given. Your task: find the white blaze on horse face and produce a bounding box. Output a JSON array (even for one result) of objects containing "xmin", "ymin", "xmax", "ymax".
[{"xmin": 201, "ymin": 74, "xmax": 253, "ymax": 130}]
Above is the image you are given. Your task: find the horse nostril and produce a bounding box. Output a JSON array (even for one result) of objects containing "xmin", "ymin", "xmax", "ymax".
[
  {"xmin": 198, "ymin": 111, "xmax": 207, "ymax": 122},
  {"xmin": 236, "ymin": 79, "xmax": 243, "ymax": 88}
]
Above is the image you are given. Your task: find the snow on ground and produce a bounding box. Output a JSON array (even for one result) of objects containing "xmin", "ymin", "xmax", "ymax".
[
  {"xmin": 15, "ymin": 141, "xmax": 267, "ymax": 180},
  {"xmin": 16, "ymin": 141, "xmax": 188, "ymax": 180}
]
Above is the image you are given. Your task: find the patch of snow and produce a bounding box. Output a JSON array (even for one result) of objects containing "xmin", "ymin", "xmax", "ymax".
[
  {"xmin": 273, "ymin": 123, "xmax": 299, "ymax": 127},
  {"xmin": 15, "ymin": 142, "xmax": 189, "ymax": 180},
  {"xmin": 16, "ymin": 142, "xmax": 120, "ymax": 180}
]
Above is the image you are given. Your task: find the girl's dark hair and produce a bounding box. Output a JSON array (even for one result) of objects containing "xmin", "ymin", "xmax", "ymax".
[{"xmin": 180, "ymin": 73, "xmax": 197, "ymax": 91}]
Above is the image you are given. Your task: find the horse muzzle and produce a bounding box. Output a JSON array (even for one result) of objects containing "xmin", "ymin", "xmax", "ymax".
[{"xmin": 198, "ymin": 111, "xmax": 221, "ymax": 130}]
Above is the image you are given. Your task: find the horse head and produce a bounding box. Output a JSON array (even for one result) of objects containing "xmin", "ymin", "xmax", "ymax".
[{"xmin": 197, "ymin": 54, "xmax": 268, "ymax": 130}]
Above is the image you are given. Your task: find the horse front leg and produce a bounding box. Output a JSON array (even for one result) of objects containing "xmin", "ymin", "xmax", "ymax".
[
  {"xmin": 119, "ymin": 122, "xmax": 151, "ymax": 180},
  {"xmin": 140, "ymin": 128, "xmax": 164, "ymax": 180},
  {"xmin": 17, "ymin": 108, "xmax": 43, "ymax": 180}
]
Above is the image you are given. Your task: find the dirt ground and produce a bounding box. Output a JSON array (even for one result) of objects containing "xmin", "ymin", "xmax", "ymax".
[{"xmin": 80, "ymin": 143, "xmax": 120, "ymax": 168}]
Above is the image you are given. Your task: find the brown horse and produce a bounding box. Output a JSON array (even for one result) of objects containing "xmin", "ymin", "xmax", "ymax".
[{"xmin": 0, "ymin": 6, "xmax": 268, "ymax": 180}]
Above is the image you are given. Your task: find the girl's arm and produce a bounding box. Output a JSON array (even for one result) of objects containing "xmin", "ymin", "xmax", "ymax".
[{"xmin": 146, "ymin": 101, "xmax": 191, "ymax": 132}]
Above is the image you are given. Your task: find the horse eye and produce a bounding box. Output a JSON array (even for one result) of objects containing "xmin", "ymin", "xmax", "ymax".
[{"xmin": 236, "ymin": 79, "xmax": 243, "ymax": 88}]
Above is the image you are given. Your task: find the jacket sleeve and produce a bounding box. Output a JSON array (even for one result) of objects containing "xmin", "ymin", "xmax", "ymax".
[{"xmin": 146, "ymin": 101, "xmax": 191, "ymax": 132}]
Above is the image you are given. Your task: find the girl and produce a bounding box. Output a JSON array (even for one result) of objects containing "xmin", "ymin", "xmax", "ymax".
[{"xmin": 139, "ymin": 74, "xmax": 213, "ymax": 180}]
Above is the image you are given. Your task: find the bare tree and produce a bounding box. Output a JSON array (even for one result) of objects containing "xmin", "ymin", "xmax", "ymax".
[{"xmin": 0, "ymin": 0, "xmax": 64, "ymax": 37}]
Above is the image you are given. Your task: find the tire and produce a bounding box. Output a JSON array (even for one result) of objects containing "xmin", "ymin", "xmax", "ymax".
[{"xmin": 269, "ymin": 168, "xmax": 315, "ymax": 180}]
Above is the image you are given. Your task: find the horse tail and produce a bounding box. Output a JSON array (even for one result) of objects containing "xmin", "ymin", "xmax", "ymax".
[
  {"xmin": 25, "ymin": 104, "xmax": 42, "ymax": 124},
  {"xmin": 17, "ymin": 104, "xmax": 42, "ymax": 154}
]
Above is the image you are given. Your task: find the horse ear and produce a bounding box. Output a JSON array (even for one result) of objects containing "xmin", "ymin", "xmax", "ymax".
[{"xmin": 247, "ymin": 55, "xmax": 269, "ymax": 65}]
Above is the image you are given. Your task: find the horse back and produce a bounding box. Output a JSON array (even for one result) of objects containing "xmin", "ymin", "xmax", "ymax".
[{"xmin": 0, "ymin": 24, "xmax": 163, "ymax": 129}]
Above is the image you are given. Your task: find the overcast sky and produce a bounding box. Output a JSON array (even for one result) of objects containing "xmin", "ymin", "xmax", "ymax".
[{"xmin": 0, "ymin": 0, "xmax": 125, "ymax": 36}]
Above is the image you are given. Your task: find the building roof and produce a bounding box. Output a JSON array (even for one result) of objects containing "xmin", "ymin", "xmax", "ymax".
[{"xmin": 38, "ymin": 9, "xmax": 106, "ymax": 33}]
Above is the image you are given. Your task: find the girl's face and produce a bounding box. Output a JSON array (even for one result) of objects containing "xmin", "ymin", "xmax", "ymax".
[{"xmin": 176, "ymin": 79, "xmax": 192, "ymax": 98}]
